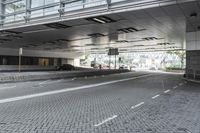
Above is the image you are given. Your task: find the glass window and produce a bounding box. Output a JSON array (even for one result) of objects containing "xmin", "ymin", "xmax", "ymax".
[
  {"xmin": 15, "ymin": 0, "xmax": 26, "ymax": 12},
  {"xmin": 31, "ymin": 9, "xmax": 44, "ymax": 18},
  {"xmin": 15, "ymin": 13, "xmax": 25, "ymax": 21},
  {"xmin": 5, "ymin": 4, "xmax": 15, "ymax": 14},
  {"xmin": 31, "ymin": 0, "xmax": 44, "ymax": 8},
  {"xmin": 45, "ymin": 0, "xmax": 59, "ymax": 5},
  {"xmin": 44, "ymin": 6, "xmax": 59, "ymax": 15},
  {"xmin": 5, "ymin": 0, "xmax": 26, "ymax": 14},
  {"xmin": 64, "ymin": 1, "xmax": 83, "ymax": 11},
  {"xmin": 84, "ymin": 0, "xmax": 106, "ymax": 8},
  {"xmin": 31, "ymin": 0, "xmax": 59, "ymax": 8},
  {"xmin": 4, "ymin": 15, "xmax": 15, "ymax": 23}
]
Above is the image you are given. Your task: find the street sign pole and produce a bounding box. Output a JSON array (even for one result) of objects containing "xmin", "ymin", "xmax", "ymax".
[
  {"xmin": 19, "ymin": 48, "xmax": 23, "ymax": 73},
  {"xmin": 108, "ymin": 48, "xmax": 119, "ymax": 70},
  {"xmin": 109, "ymin": 55, "xmax": 111, "ymax": 69},
  {"xmin": 115, "ymin": 54, "xmax": 116, "ymax": 69}
]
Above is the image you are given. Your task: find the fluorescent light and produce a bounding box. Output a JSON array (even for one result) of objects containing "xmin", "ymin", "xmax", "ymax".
[
  {"xmin": 23, "ymin": 28, "xmax": 55, "ymax": 34},
  {"xmin": 93, "ymin": 18, "xmax": 106, "ymax": 24}
]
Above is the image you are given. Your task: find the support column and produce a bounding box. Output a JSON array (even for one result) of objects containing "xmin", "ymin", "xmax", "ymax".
[
  {"xmin": 106, "ymin": 0, "xmax": 111, "ymax": 9},
  {"xmin": 186, "ymin": 31, "xmax": 200, "ymax": 79},
  {"xmin": 0, "ymin": 0, "xmax": 4, "ymax": 25},
  {"xmin": 24, "ymin": 0, "xmax": 31, "ymax": 22}
]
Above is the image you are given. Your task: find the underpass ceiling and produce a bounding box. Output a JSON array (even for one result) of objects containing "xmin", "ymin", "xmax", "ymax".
[{"xmin": 0, "ymin": 0, "xmax": 199, "ymax": 54}]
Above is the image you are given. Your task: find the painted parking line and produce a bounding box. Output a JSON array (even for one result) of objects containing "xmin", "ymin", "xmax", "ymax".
[
  {"xmin": 164, "ymin": 89, "xmax": 170, "ymax": 93},
  {"xmin": 0, "ymin": 86, "xmax": 16, "ymax": 90},
  {"xmin": 0, "ymin": 74, "xmax": 153, "ymax": 104},
  {"xmin": 131, "ymin": 102, "xmax": 144, "ymax": 109},
  {"xmin": 94, "ymin": 115, "xmax": 118, "ymax": 127},
  {"xmin": 152, "ymin": 94, "xmax": 160, "ymax": 99}
]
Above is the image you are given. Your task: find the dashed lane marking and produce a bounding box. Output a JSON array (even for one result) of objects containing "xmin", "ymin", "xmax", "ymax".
[
  {"xmin": 39, "ymin": 80, "xmax": 51, "ymax": 85},
  {"xmin": 152, "ymin": 94, "xmax": 160, "ymax": 99},
  {"xmin": 179, "ymin": 83, "xmax": 183, "ymax": 86},
  {"xmin": 72, "ymin": 78, "xmax": 76, "ymax": 81},
  {"xmin": 131, "ymin": 102, "xmax": 144, "ymax": 109},
  {"xmin": 0, "ymin": 86, "xmax": 16, "ymax": 90},
  {"xmin": 0, "ymin": 74, "xmax": 153, "ymax": 104},
  {"xmin": 173, "ymin": 86, "xmax": 178, "ymax": 89},
  {"xmin": 94, "ymin": 115, "xmax": 118, "ymax": 127},
  {"xmin": 164, "ymin": 89, "xmax": 170, "ymax": 93}
]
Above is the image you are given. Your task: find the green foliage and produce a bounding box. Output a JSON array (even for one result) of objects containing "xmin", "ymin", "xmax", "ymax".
[{"xmin": 167, "ymin": 50, "xmax": 186, "ymax": 69}]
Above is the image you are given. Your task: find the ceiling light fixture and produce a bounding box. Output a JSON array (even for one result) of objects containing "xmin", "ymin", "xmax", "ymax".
[
  {"xmin": 86, "ymin": 16, "xmax": 116, "ymax": 24},
  {"xmin": 88, "ymin": 33, "xmax": 105, "ymax": 38},
  {"xmin": 44, "ymin": 22, "xmax": 71, "ymax": 29}
]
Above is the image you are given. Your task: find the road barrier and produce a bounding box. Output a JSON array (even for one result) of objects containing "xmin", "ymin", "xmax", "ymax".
[{"xmin": 0, "ymin": 69, "xmax": 130, "ymax": 83}]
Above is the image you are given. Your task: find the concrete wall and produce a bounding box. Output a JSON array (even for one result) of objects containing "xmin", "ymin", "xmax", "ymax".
[
  {"xmin": 0, "ymin": 48, "xmax": 82, "ymax": 59},
  {"xmin": 186, "ymin": 51, "xmax": 200, "ymax": 79},
  {"xmin": 186, "ymin": 31, "xmax": 200, "ymax": 51},
  {"xmin": 186, "ymin": 31, "xmax": 200, "ymax": 79}
]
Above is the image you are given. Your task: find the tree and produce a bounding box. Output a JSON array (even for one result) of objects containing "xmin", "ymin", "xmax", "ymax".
[{"xmin": 167, "ymin": 50, "xmax": 186, "ymax": 69}]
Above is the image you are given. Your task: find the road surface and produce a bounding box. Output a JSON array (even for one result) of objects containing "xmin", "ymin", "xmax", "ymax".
[{"xmin": 0, "ymin": 71, "xmax": 199, "ymax": 133}]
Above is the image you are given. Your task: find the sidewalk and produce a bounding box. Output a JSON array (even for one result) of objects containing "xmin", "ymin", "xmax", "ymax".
[{"xmin": 183, "ymin": 77, "xmax": 200, "ymax": 84}]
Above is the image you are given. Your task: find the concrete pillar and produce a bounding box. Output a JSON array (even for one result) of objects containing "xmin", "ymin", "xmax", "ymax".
[
  {"xmin": 0, "ymin": 0, "xmax": 4, "ymax": 25},
  {"xmin": 186, "ymin": 31, "xmax": 200, "ymax": 79}
]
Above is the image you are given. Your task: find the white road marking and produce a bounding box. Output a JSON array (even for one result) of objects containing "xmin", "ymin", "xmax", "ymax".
[
  {"xmin": 179, "ymin": 83, "xmax": 183, "ymax": 86},
  {"xmin": 84, "ymin": 76, "xmax": 87, "ymax": 79},
  {"xmin": 0, "ymin": 74, "xmax": 153, "ymax": 104},
  {"xmin": 39, "ymin": 80, "xmax": 50, "ymax": 85},
  {"xmin": 39, "ymin": 79, "xmax": 63, "ymax": 85},
  {"xmin": 101, "ymin": 75, "xmax": 105, "ymax": 77},
  {"xmin": 173, "ymin": 86, "xmax": 178, "ymax": 89},
  {"xmin": 152, "ymin": 94, "xmax": 160, "ymax": 99},
  {"xmin": 131, "ymin": 102, "xmax": 144, "ymax": 109},
  {"xmin": 94, "ymin": 76, "xmax": 97, "ymax": 78},
  {"xmin": 164, "ymin": 89, "xmax": 170, "ymax": 93},
  {"xmin": 72, "ymin": 78, "xmax": 76, "ymax": 81},
  {"xmin": 94, "ymin": 115, "xmax": 117, "ymax": 127},
  {"xmin": 0, "ymin": 86, "xmax": 16, "ymax": 90}
]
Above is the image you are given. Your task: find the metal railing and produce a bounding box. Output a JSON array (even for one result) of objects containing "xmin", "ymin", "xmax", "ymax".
[
  {"xmin": 1, "ymin": 0, "xmax": 107, "ymax": 24},
  {"xmin": 0, "ymin": 0, "xmax": 181, "ymax": 26}
]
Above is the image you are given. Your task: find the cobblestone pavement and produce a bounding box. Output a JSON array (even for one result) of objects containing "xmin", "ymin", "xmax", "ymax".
[{"xmin": 0, "ymin": 72, "xmax": 199, "ymax": 133}]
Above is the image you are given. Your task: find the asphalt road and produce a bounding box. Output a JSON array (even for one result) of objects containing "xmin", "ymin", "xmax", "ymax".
[{"xmin": 0, "ymin": 71, "xmax": 199, "ymax": 133}]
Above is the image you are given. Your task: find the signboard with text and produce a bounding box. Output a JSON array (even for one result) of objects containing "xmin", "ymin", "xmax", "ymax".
[{"xmin": 108, "ymin": 48, "xmax": 119, "ymax": 55}]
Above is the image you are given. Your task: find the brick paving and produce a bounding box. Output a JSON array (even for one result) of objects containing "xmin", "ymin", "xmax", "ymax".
[{"xmin": 0, "ymin": 73, "xmax": 199, "ymax": 133}]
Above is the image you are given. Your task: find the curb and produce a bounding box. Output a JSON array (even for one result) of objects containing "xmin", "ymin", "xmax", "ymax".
[{"xmin": 182, "ymin": 77, "xmax": 200, "ymax": 84}]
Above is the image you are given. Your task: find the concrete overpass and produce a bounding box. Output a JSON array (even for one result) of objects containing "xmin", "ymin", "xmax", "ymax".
[{"xmin": 0, "ymin": 0, "xmax": 199, "ymax": 78}]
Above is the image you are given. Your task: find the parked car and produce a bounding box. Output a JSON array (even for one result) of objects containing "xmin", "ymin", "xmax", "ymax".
[
  {"xmin": 57, "ymin": 64, "xmax": 75, "ymax": 71},
  {"xmin": 119, "ymin": 65, "xmax": 128, "ymax": 70}
]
